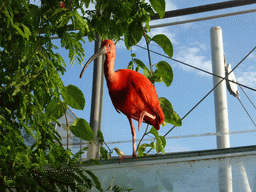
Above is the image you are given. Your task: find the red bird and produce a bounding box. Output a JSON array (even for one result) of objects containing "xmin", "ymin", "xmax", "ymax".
[{"xmin": 80, "ymin": 40, "xmax": 164, "ymax": 158}]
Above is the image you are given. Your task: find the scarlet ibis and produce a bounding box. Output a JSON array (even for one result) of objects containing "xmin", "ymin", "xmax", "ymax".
[{"xmin": 80, "ymin": 39, "xmax": 165, "ymax": 158}]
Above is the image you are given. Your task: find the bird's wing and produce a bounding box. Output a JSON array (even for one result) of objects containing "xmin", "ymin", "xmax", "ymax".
[{"xmin": 129, "ymin": 71, "xmax": 162, "ymax": 121}]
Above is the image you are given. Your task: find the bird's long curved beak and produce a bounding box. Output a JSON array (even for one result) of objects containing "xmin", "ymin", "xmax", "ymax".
[{"xmin": 80, "ymin": 46, "xmax": 106, "ymax": 79}]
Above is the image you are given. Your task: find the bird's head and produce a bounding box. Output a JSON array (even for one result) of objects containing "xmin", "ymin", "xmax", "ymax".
[
  {"xmin": 80, "ymin": 39, "xmax": 115, "ymax": 79},
  {"xmin": 101, "ymin": 39, "xmax": 116, "ymax": 56}
]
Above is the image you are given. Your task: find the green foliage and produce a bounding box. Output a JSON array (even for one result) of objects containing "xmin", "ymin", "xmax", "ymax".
[
  {"xmin": 149, "ymin": 0, "xmax": 166, "ymax": 19},
  {"xmin": 159, "ymin": 97, "xmax": 182, "ymax": 126},
  {"xmin": 70, "ymin": 118, "xmax": 94, "ymax": 141},
  {"xmin": 0, "ymin": 0, "xmax": 177, "ymax": 190},
  {"xmin": 155, "ymin": 61, "xmax": 173, "ymax": 87},
  {"xmin": 97, "ymin": 129, "xmax": 105, "ymax": 142},
  {"xmin": 45, "ymin": 97, "xmax": 68, "ymax": 120},
  {"xmin": 125, "ymin": 17, "xmax": 143, "ymax": 49},
  {"xmin": 137, "ymin": 127, "xmax": 167, "ymax": 157},
  {"xmin": 62, "ymin": 84, "xmax": 85, "ymax": 110},
  {"xmin": 152, "ymin": 34, "xmax": 173, "ymax": 58}
]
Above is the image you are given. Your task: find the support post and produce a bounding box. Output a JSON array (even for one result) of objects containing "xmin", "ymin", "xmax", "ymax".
[
  {"xmin": 87, "ymin": 35, "xmax": 104, "ymax": 160},
  {"xmin": 210, "ymin": 26, "xmax": 232, "ymax": 192}
]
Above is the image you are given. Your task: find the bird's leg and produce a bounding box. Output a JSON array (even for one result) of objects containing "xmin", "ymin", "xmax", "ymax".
[
  {"xmin": 119, "ymin": 117, "xmax": 137, "ymax": 163},
  {"xmin": 138, "ymin": 111, "xmax": 156, "ymax": 131},
  {"xmin": 128, "ymin": 117, "xmax": 137, "ymax": 157}
]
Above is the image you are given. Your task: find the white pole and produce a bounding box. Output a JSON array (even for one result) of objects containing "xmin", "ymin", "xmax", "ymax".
[
  {"xmin": 210, "ymin": 26, "xmax": 230, "ymax": 149},
  {"xmin": 210, "ymin": 26, "xmax": 232, "ymax": 192}
]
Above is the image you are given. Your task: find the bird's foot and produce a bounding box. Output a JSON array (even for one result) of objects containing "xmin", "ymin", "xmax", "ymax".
[{"xmin": 138, "ymin": 111, "xmax": 156, "ymax": 131}]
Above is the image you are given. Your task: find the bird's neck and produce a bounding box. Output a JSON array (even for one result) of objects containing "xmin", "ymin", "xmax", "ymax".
[{"xmin": 104, "ymin": 55, "xmax": 116, "ymax": 83}]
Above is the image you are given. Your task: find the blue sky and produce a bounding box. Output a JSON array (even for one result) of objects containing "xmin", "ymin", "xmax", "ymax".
[{"xmin": 54, "ymin": 1, "xmax": 256, "ymax": 157}]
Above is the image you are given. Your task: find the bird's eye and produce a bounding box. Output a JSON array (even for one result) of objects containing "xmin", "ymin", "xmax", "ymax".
[{"xmin": 108, "ymin": 44, "xmax": 111, "ymax": 47}]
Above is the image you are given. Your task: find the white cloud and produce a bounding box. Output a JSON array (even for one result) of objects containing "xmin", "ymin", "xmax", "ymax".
[
  {"xmin": 247, "ymin": 52, "xmax": 256, "ymax": 61},
  {"xmin": 150, "ymin": 27, "xmax": 177, "ymax": 44},
  {"xmin": 175, "ymin": 43, "xmax": 212, "ymax": 76},
  {"xmin": 237, "ymin": 71, "xmax": 256, "ymax": 88},
  {"xmin": 166, "ymin": 0, "xmax": 178, "ymax": 11}
]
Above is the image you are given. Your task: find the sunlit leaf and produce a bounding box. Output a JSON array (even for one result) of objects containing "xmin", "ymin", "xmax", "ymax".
[
  {"xmin": 131, "ymin": 53, "xmax": 136, "ymax": 57},
  {"xmin": 100, "ymin": 147, "xmax": 109, "ymax": 160},
  {"xmin": 149, "ymin": 127, "xmax": 159, "ymax": 138},
  {"xmin": 127, "ymin": 61, "xmax": 134, "ymax": 70},
  {"xmin": 70, "ymin": 118, "xmax": 94, "ymax": 141},
  {"xmin": 138, "ymin": 143, "xmax": 150, "ymax": 157},
  {"xmin": 150, "ymin": 69, "xmax": 163, "ymax": 84},
  {"xmin": 133, "ymin": 58, "xmax": 150, "ymax": 73},
  {"xmin": 149, "ymin": 0, "xmax": 166, "ymax": 19},
  {"xmin": 152, "ymin": 34, "xmax": 173, "ymax": 58},
  {"xmin": 13, "ymin": 23, "xmax": 25, "ymax": 38},
  {"xmin": 62, "ymin": 84, "xmax": 85, "ymax": 110},
  {"xmin": 124, "ymin": 18, "xmax": 143, "ymax": 49},
  {"xmin": 150, "ymin": 141, "xmax": 156, "ymax": 150},
  {"xmin": 156, "ymin": 136, "xmax": 162, "ymax": 153},
  {"xmin": 97, "ymin": 130, "xmax": 104, "ymax": 142},
  {"xmin": 155, "ymin": 61, "xmax": 173, "ymax": 87},
  {"xmin": 159, "ymin": 136, "xmax": 166, "ymax": 148},
  {"xmin": 45, "ymin": 98, "xmax": 67, "ymax": 120},
  {"xmin": 143, "ymin": 69, "xmax": 150, "ymax": 78},
  {"xmin": 159, "ymin": 97, "xmax": 182, "ymax": 126}
]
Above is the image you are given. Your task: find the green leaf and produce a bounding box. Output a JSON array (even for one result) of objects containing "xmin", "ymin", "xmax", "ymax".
[
  {"xmin": 124, "ymin": 18, "xmax": 143, "ymax": 49},
  {"xmin": 133, "ymin": 58, "xmax": 150, "ymax": 74},
  {"xmin": 22, "ymin": 24, "xmax": 31, "ymax": 40},
  {"xmin": 149, "ymin": 127, "xmax": 159, "ymax": 138},
  {"xmin": 85, "ymin": 170, "xmax": 103, "ymax": 191},
  {"xmin": 148, "ymin": 127, "xmax": 165, "ymax": 154},
  {"xmin": 155, "ymin": 61, "xmax": 173, "ymax": 87},
  {"xmin": 70, "ymin": 118, "xmax": 94, "ymax": 141},
  {"xmin": 127, "ymin": 61, "xmax": 134, "ymax": 70},
  {"xmin": 138, "ymin": 143, "xmax": 150, "ymax": 157},
  {"xmin": 62, "ymin": 84, "xmax": 85, "ymax": 110},
  {"xmin": 13, "ymin": 23, "xmax": 25, "ymax": 38},
  {"xmin": 45, "ymin": 98, "xmax": 67, "ymax": 120},
  {"xmin": 138, "ymin": 148, "xmax": 144, "ymax": 157},
  {"xmin": 100, "ymin": 147, "xmax": 109, "ymax": 160},
  {"xmin": 150, "ymin": 141, "xmax": 156, "ymax": 150},
  {"xmin": 131, "ymin": 53, "xmax": 136, "ymax": 57},
  {"xmin": 159, "ymin": 97, "xmax": 182, "ymax": 126},
  {"xmin": 156, "ymin": 136, "xmax": 163, "ymax": 153},
  {"xmin": 149, "ymin": 0, "xmax": 166, "ymax": 19},
  {"xmin": 150, "ymin": 69, "xmax": 163, "ymax": 84},
  {"xmin": 152, "ymin": 34, "xmax": 173, "ymax": 58},
  {"xmin": 143, "ymin": 69, "xmax": 150, "ymax": 78},
  {"xmin": 97, "ymin": 129, "xmax": 104, "ymax": 142},
  {"xmin": 159, "ymin": 136, "xmax": 166, "ymax": 148}
]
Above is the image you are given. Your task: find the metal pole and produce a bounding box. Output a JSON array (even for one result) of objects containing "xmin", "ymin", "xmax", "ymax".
[
  {"xmin": 87, "ymin": 35, "xmax": 103, "ymax": 160},
  {"xmin": 210, "ymin": 26, "xmax": 232, "ymax": 192},
  {"xmin": 211, "ymin": 26, "xmax": 230, "ymax": 149}
]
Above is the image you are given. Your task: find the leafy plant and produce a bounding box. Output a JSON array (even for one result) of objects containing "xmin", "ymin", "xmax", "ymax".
[{"xmin": 0, "ymin": 0, "xmax": 179, "ymax": 190}]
